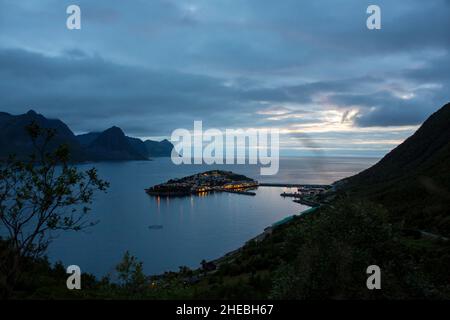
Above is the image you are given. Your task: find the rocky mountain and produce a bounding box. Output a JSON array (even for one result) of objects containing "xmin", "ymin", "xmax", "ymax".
[
  {"xmin": 76, "ymin": 132, "xmax": 101, "ymax": 147},
  {"xmin": 0, "ymin": 110, "xmax": 86, "ymax": 161},
  {"xmin": 144, "ymin": 139, "xmax": 174, "ymax": 157},
  {"xmin": 77, "ymin": 131, "xmax": 148, "ymax": 160},
  {"xmin": 0, "ymin": 112, "xmax": 12, "ymax": 126},
  {"xmin": 126, "ymin": 136, "xmax": 149, "ymax": 159},
  {"xmin": 0, "ymin": 110, "xmax": 175, "ymax": 161},
  {"xmin": 77, "ymin": 132, "xmax": 174, "ymax": 158},
  {"xmin": 339, "ymin": 102, "xmax": 450, "ymax": 235},
  {"xmin": 84, "ymin": 126, "xmax": 148, "ymax": 161}
]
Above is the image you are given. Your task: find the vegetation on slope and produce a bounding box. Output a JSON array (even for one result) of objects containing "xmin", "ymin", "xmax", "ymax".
[
  {"xmin": 340, "ymin": 103, "xmax": 450, "ymax": 236},
  {"xmin": 4, "ymin": 199, "xmax": 449, "ymax": 299}
]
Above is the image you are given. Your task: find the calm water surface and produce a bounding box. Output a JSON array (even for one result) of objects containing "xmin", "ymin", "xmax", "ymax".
[{"xmin": 48, "ymin": 157, "xmax": 378, "ymax": 277}]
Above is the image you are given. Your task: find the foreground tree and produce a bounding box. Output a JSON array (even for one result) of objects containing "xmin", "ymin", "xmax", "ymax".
[
  {"xmin": 0, "ymin": 122, "xmax": 109, "ymax": 298},
  {"xmin": 115, "ymin": 251, "xmax": 147, "ymax": 295}
]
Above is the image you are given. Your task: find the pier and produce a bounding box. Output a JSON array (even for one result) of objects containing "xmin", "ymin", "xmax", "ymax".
[
  {"xmin": 223, "ymin": 190, "xmax": 256, "ymax": 196},
  {"xmin": 280, "ymin": 192, "xmax": 301, "ymax": 198},
  {"xmin": 259, "ymin": 183, "xmax": 330, "ymax": 188}
]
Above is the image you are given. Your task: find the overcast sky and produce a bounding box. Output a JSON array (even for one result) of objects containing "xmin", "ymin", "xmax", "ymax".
[{"xmin": 0, "ymin": 0, "xmax": 449, "ymax": 156}]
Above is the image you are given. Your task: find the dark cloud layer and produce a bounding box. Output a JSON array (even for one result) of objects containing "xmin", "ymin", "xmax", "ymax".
[{"xmin": 0, "ymin": 0, "xmax": 449, "ymax": 155}]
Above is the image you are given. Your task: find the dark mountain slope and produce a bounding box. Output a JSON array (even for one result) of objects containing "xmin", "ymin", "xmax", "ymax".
[
  {"xmin": 86, "ymin": 126, "xmax": 147, "ymax": 161},
  {"xmin": 0, "ymin": 110, "xmax": 86, "ymax": 161},
  {"xmin": 77, "ymin": 132, "xmax": 149, "ymax": 158},
  {"xmin": 144, "ymin": 139, "xmax": 174, "ymax": 157},
  {"xmin": 340, "ymin": 102, "xmax": 450, "ymax": 235},
  {"xmin": 127, "ymin": 136, "xmax": 149, "ymax": 159},
  {"xmin": 0, "ymin": 112, "xmax": 12, "ymax": 127},
  {"xmin": 1, "ymin": 110, "xmax": 174, "ymax": 161},
  {"xmin": 76, "ymin": 132, "xmax": 101, "ymax": 147}
]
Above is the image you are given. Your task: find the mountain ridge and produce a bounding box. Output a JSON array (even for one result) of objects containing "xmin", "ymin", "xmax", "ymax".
[
  {"xmin": 0, "ymin": 110, "xmax": 175, "ymax": 161},
  {"xmin": 339, "ymin": 102, "xmax": 450, "ymax": 235},
  {"xmin": 0, "ymin": 110, "xmax": 87, "ymax": 161},
  {"xmin": 84, "ymin": 126, "xmax": 147, "ymax": 161}
]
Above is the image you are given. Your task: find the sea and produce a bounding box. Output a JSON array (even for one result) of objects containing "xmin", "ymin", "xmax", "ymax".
[{"xmin": 46, "ymin": 156, "xmax": 379, "ymax": 278}]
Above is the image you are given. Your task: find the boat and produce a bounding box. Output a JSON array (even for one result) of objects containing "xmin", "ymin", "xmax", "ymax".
[{"xmin": 148, "ymin": 225, "xmax": 164, "ymax": 230}]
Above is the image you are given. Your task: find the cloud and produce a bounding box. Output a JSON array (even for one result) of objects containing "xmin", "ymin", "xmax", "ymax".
[
  {"xmin": 0, "ymin": 0, "xmax": 449, "ymax": 156},
  {"xmin": 0, "ymin": 47, "xmax": 281, "ymax": 135}
]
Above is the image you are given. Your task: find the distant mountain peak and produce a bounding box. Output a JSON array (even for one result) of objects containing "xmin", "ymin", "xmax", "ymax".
[
  {"xmin": 86, "ymin": 125, "xmax": 147, "ymax": 161},
  {"xmin": 26, "ymin": 109, "xmax": 38, "ymax": 116},
  {"xmin": 0, "ymin": 109, "xmax": 85, "ymax": 161},
  {"xmin": 1, "ymin": 110, "xmax": 174, "ymax": 161},
  {"xmin": 144, "ymin": 138, "xmax": 174, "ymax": 157},
  {"xmin": 104, "ymin": 126, "xmax": 125, "ymax": 134}
]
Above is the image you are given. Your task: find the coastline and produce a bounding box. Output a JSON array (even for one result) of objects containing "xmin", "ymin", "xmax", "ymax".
[
  {"xmin": 46, "ymin": 158, "xmax": 368, "ymax": 278},
  {"xmin": 145, "ymin": 176, "xmax": 330, "ymax": 276},
  {"xmin": 208, "ymin": 205, "xmax": 320, "ymax": 270}
]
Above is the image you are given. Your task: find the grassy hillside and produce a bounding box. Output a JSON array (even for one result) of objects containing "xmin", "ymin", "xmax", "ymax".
[{"xmin": 7, "ymin": 199, "xmax": 449, "ymax": 299}]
